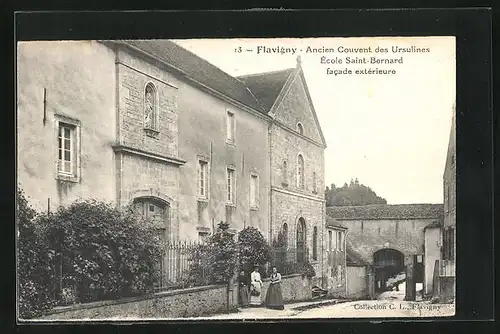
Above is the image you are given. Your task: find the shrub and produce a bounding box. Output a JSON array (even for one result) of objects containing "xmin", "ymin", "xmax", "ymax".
[
  {"xmin": 238, "ymin": 227, "xmax": 272, "ymax": 275},
  {"xmin": 37, "ymin": 199, "xmax": 166, "ymax": 304},
  {"xmin": 187, "ymin": 222, "xmax": 238, "ymax": 285},
  {"xmin": 301, "ymin": 262, "xmax": 316, "ymax": 279},
  {"xmin": 17, "ymin": 187, "xmax": 55, "ymax": 319}
]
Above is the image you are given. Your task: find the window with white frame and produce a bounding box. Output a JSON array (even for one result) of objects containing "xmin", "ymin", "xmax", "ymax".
[
  {"xmin": 58, "ymin": 124, "xmax": 74, "ymax": 175},
  {"xmin": 56, "ymin": 117, "xmax": 80, "ymax": 181},
  {"xmin": 226, "ymin": 111, "xmax": 235, "ymax": 143},
  {"xmin": 198, "ymin": 160, "xmax": 209, "ymax": 199},
  {"xmin": 250, "ymin": 174, "xmax": 259, "ymax": 208},
  {"xmin": 297, "ymin": 154, "xmax": 305, "ymax": 189},
  {"xmin": 227, "ymin": 167, "xmax": 235, "ymax": 203}
]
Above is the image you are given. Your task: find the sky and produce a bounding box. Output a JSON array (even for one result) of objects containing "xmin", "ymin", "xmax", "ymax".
[{"xmin": 173, "ymin": 37, "xmax": 456, "ymax": 204}]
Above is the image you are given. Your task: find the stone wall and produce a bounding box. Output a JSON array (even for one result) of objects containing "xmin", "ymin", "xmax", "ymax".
[
  {"xmin": 339, "ymin": 218, "xmax": 437, "ymax": 264},
  {"xmin": 37, "ymin": 285, "xmax": 231, "ymax": 320},
  {"xmin": 116, "ymin": 49, "xmax": 180, "ymax": 158},
  {"xmin": 17, "ymin": 41, "xmax": 117, "ymax": 211},
  {"xmin": 273, "ymin": 72, "xmax": 323, "ymax": 145},
  {"xmin": 176, "ymin": 60, "xmax": 270, "ymax": 241},
  {"xmin": 261, "ymin": 274, "xmax": 313, "ymax": 303},
  {"xmin": 424, "ymin": 226, "xmax": 441, "ymax": 295},
  {"xmin": 37, "ymin": 275, "xmax": 315, "ymax": 320},
  {"xmin": 346, "ymin": 265, "xmax": 369, "ymax": 299}
]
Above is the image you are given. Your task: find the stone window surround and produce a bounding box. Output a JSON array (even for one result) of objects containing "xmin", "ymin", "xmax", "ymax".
[
  {"xmin": 225, "ymin": 109, "xmax": 236, "ymax": 146},
  {"xmin": 296, "ymin": 152, "xmax": 305, "ymax": 189},
  {"xmin": 296, "ymin": 121, "xmax": 304, "ymax": 135},
  {"xmin": 143, "ymin": 81, "xmax": 160, "ymax": 138},
  {"xmin": 282, "ymin": 160, "xmax": 289, "ymax": 187},
  {"xmin": 197, "ymin": 155, "xmax": 210, "ymax": 202},
  {"xmin": 326, "ymin": 227, "xmax": 346, "ymax": 252},
  {"xmin": 249, "ymin": 171, "xmax": 259, "ymax": 210},
  {"xmin": 54, "ymin": 113, "xmax": 81, "ymax": 183},
  {"xmin": 226, "ymin": 165, "xmax": 236, "ymax": 206}
]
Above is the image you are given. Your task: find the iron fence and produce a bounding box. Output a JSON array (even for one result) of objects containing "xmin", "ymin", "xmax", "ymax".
[
  {"xmin": 155, "ymin": 241, "xmax": 211, "ymax": 292},
  {"xmin": 269, "ymin": 247, "xmax": 310, "ymax": 276}
]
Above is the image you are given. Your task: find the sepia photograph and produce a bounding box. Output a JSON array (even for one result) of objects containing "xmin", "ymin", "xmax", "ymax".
[{"xmin": 16, "ymin": 36, "xmax": 456, "ymax": 321}]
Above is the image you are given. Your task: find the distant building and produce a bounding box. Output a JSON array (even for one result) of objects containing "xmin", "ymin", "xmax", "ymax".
[
  {"xmin": 17, "ymin": 40, "xmax": 329, "ymax": 284},
  {"xmin": 327, "ymin": 203, "xmax": 443, "ymax": 298},
  {"xmin": 325, "ymin": 217, "xmax": 347, "ymax": 297},
  {"xmin": 436, "ymin": 103, "xmax": 456, "ymax": 301}
]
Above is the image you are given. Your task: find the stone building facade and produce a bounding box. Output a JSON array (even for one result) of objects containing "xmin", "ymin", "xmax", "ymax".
[
  {"xmin": 17, "ymin": 40, "xmax": 330, "ymax": 284},
  {"xmin": 437, "ymin": 102, "xmax": 456, "ymax": 301},
  {"xmin": 327, "ymin": 204, "xmax": 443, "ymax": 296}
]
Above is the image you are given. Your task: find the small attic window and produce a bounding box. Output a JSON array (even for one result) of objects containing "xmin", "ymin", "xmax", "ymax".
[{"xmin": 296, "ymin": 122, "xmax": 304, "ymax": 135}]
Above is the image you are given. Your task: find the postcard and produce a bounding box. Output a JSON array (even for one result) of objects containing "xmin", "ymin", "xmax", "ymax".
[{"xmin": 16, "ymin": 36, "xmax": 456, "ymax": 321}]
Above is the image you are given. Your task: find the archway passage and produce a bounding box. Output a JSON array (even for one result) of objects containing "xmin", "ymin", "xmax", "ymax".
[{"xmin": 373, "ymin": 248, "xmax": 405, "ymax": 293}]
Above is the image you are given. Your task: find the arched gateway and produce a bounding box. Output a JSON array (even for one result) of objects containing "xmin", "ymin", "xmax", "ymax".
[{"xmin": 373, "ymin": 248, "xmax": 405, "ymax": 293}]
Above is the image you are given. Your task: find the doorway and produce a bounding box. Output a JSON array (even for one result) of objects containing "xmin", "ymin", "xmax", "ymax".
[{"xmin": 373, "ymin": 248, "xmax": 405, "ymax": 294}]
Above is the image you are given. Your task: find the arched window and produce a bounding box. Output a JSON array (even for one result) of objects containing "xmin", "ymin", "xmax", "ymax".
[
  {"xmin": 282, "ymin": 160, "xmax": 288, "ymax": 186},
  {"xmin": 312, "ymin": 171, "xmax": 317, "ymax": 193},
  {"xmin": 296, "ymin": 218, "xmax": 306, "ymax": 263},
  {"xmin": 297, "ymin": 154, "xmax": 305, "ymax": 189},
  {"xmin": 282, "ymin": 223, "xmax": 288, "ymax": 248},
  {"xmin": 297, "ymin": 122, "xmax": 304, "ymax": 135},
  {"xmin": 312, "ymin": 226, "xmax": 318, "ymax": 261},
  {"xmin": 144, "ymin": 82, "xmax": 158, "ymax": 131}
]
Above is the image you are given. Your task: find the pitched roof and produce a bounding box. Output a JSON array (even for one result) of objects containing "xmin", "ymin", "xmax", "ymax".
[
  {"xmin": 237, "ymin": 68, "xmax": 295, "ymax": 112},
  {"xmin": 346, "ymin": 245, "xmax": 369, "ymax": 266},
  {"xmin": 113, "ymin": 40, "xmax": 266, "ymax": 113},
  {"xmin": 108, "ymin": 40, "xmax": 326, "ymax": 147},
  {"xmin": 326, "ymin": 216, "xmax": 347, "ymax": 229},
  {"xmin": 326, "ymin": 204, "xmax": 443, "ymax": 220}
]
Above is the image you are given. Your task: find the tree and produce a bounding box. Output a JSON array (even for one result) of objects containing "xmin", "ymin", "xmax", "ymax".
[
  {"xmin": 17, "ymin": 186, "xmax": 55, "ymax": 319},
  {"xmin": 208, "ymin": 222, "xmax": 239, "ymax": 284},
  {"xmin": 325, "ymin": 178, "xmax": 387, "ymax": 206},
  {"xmin": 238, "ymin": 227, "xmax": 272, "ymax": 275},
  {"xmin": 187, "ymin": 222, "xmax": 239, "ymax": 286}
]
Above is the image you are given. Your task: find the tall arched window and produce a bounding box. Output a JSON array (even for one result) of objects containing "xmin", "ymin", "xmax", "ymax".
[
  {"xmin": 282, "ymin": 223, "xmax": 288, "ymax": 248},
  {"xmin": 282, "ymin": 160, "xmax": 288, "ymax": 186},
  {"xmin": 297, "ymin": 154, "xmax": 305, "ymax": 189},
  {"xmin": 297, "ymin": 122, "xmax": 304, "ymax": 135},
  {"xmin": 312, "ymin": 226, "xmax": 318, "ymax": 261},
  {"xmin": 144, "ymin": 82, "xmax": 158, "ymax": 131},
  {"xmin": 296, "ymin": 218, "xmax": 306, "ymax": 263}
]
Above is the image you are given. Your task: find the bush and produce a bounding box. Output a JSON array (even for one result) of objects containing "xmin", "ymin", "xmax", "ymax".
[
  {"xmin": 301, "ymin": 262, "xmax": 316, "ymax": 278},
  {"xmin": 238, "ymin": 227, "xmax": 272, "ymax": 275},
  {"xmin": 17, "ymin": 187, "xmax": 55, "ymax": 319},
  {"xmin": 38, "ymin": 199, "xmax": 166, "ymax": 303},
  {"xmin": 187, "ymin": 222, "xmax": 238, "ymax": 285}
]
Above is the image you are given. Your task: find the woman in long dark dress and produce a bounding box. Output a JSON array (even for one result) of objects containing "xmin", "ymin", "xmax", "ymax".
[
  {"xmin": 238, "ymin": 270, "xmax": 250, "ymax": 307},
  {"xmin": 264, "ymin": 266, "xmax": 284, "ymax": 310}
]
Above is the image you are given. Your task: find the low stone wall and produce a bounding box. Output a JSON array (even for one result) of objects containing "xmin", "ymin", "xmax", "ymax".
[
  {"xmin": 438, "ymin": 276, "xmax": 455, "ymax": 302},
  {"xmin": 346, "ymin": 265, "xmax": 368, "ymax": 299},
  {"xmin": 261, "ymin": 274, "xmax": 312, "ymax": 302},
  {"xmin": 37, "ymin": 284, "xmax": 231, "ymax": 320}
]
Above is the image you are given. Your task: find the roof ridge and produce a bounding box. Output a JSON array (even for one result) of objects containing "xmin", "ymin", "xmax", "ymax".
[{"xmin": 237, "ymin": 67, "xmax": 295, "ymax": 79}]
